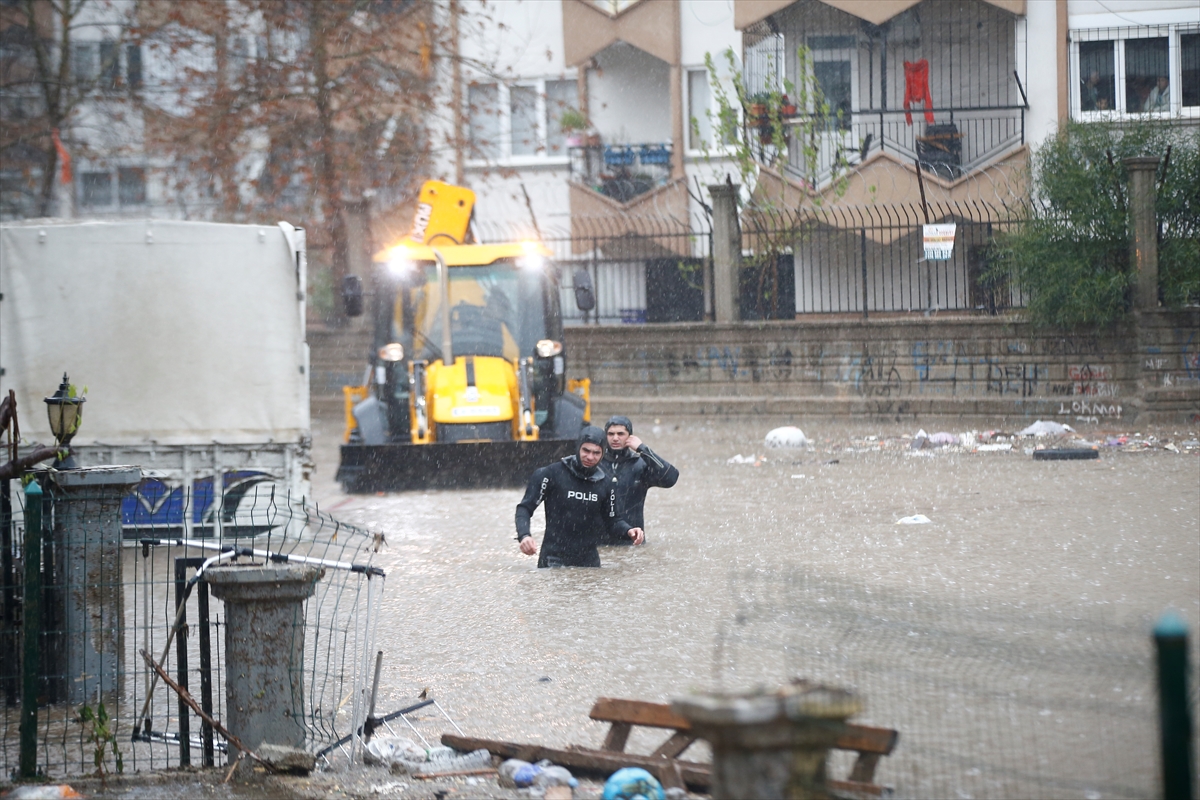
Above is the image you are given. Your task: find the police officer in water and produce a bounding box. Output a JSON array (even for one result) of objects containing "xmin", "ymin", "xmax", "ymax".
[
  {"xmin": 599, "ymin": 415, "xmax": 679, "ymax": 546},
  {"xmin": 515, "ymin": 426, "xmax": 645, "ymax": 567}
]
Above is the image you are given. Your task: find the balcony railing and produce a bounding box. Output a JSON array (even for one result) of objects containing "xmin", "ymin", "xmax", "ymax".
[
  {"xmin": 568, "ymin": 143, "xmax": 673, "ymax": 203},
  {"xmin": 774, "ymin": 106, "xmax": 1026, "ymax": 187}
]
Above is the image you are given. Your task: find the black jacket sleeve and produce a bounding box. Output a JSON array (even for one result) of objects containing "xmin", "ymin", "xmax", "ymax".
[
  {"xmin": 636, "ymin": 444, "xmax": 679, "ymax": 488},
  {"xmin": 515, "ymin": 466, "xmax": 551, "ymax": 540}
]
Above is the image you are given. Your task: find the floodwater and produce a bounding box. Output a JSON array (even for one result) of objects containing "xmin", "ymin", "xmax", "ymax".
[{"xmin": 310, "ymin": 416, "xmax": 1200, "ymax": 800}]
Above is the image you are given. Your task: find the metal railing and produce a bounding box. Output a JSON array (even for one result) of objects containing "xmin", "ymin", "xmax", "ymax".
[{"xmin": 567, "ymin": 143, "xmax": 673, "ymax": 204}]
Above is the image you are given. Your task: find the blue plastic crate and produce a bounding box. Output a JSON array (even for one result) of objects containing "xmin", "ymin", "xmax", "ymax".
[
  {"xmin": 604, "ymin": 146, "xmax": 636, "ymax": 166},
  {"xmin": 620, "ymin": 308, "xmax": 647, "ymax": 324},
  {"xmin": 639, "ymin": 145, "xmax": 671, "ymax": 165}
]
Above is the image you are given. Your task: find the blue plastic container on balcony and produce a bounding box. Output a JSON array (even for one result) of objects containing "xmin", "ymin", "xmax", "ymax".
[
  {"xmin": 639, "ymin": 145, "xmax": 671, "ymax": 165},
  {"xmin": 604, "ymin": 146, "xmax": 636, "ymax": 166}
]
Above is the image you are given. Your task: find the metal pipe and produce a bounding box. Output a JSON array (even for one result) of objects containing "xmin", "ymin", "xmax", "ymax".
[
  {"xmin": 19, "ymin": 480, "xmax": 43, "ymax": 778},
  {"xmin": 433, "ymin": 248, "xmax": 453, "ymax": 366},
  {"xmin": 138, "ymin": 537, "xmax": 386, "ymax": 577},
  {"xmin": 1155, "ymin": 611, "xmax": 1194, "ymax": 800}
]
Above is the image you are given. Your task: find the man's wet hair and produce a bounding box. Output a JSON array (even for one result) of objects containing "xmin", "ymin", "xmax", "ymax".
[
  {"xmin": 604, "ymin": 415, "xmax": 634, "ymax": 434},
  {"xmin": 577, "ymin": 425, "xmax": 605, "ymax": 451}
]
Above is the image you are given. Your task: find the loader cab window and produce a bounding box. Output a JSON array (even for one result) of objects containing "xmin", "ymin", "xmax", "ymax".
[{"xmin": 397, "ymin": 259, "xmax": 558, "ymax": 362}]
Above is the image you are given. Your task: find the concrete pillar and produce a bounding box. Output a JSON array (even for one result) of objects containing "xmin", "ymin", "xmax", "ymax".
[
  {"xmin": 49, "ymin": 466, "xmax": 142, "ymax": 704},
  {"xmin": 709, "ymin": 183, "xmax": 742, "ymax": 323},
  {"xmin": 1123, "ymin": 156, "xmax": 1160, "ymax": 311},
  {"xmin": 673, "ymin": 682, "xmax": 863, "ymax": 800},
  {"xmin": 205, "ymin": 565, "xmax": 321, "ymax": 759}
]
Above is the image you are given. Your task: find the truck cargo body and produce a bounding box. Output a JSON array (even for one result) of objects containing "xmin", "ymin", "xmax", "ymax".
[{"xmin": 0, "ymin": 219, "xmax": 310, "ymax": 538}]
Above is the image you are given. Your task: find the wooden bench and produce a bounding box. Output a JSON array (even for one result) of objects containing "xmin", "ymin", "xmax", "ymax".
[{"xmin": 586, "ymin": 697, "xmax": 898, "ymax": 798}]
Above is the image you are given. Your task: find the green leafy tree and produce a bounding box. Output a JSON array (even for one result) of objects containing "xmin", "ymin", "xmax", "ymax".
[{"xmin": 991, "ymin": 120, "xmax": 1199, "ymax": 328}]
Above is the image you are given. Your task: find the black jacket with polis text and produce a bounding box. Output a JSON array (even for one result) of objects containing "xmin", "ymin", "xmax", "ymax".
[
  {"xmin": 599, "ymin": 444, "xmax": 679, "ymax": 545},
  {"xmin": 516, "ymin": 456, "xmax": 632, "ymax": 567}
]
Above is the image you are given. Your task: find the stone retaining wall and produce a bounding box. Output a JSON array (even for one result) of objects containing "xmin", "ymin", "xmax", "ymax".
[{"xmin": 565, "ymin": 311, "xmax": 1200, "ymax": 424}]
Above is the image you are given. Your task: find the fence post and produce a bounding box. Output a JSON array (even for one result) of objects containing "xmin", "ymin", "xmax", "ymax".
[
  {"xmin": 19, "ymin": 479, "xmax": 43, "ymax": 779},
  {"xmin": 205, "ymin": 565, "xmax": 321, "ymax": 762},
  {"xmin": 860, "ymin": 229, "xmax": 868, "ymax": 320},
  {"xmin": 674, "ymin": 682, "xmax": 862, "ymax": 799},
  {"xmin": 1155, "ymin": 610, "xmax": 1194, "ymax": 800},
  {"xmin": 1122, "ymin": 156, "xmax": 1160, "ymax": 311},
  {"xmin": 709, "ymin": 183, "xmax": 741, "ymax": 323},
  {"xmin": 2, "ymin": 478, "xmax": 16, "ymax": 707}
]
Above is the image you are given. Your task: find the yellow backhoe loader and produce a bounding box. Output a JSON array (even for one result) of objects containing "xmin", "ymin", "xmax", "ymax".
[{"xmin": 336, "ymin": 180, "xmax": 596, "ymax": 492}]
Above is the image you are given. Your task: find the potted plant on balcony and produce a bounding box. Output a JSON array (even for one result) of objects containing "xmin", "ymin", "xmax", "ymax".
[
  {"xmin": 779, "ymin": 94, "xmax": 797, "ymax": 116},
  {"xmin": 747, "ymin": 92, "xmax": 771, "ymax": 121},
  {"xmin": 559, "ymin": 107, "xmax": 589, "ymax": 147}
]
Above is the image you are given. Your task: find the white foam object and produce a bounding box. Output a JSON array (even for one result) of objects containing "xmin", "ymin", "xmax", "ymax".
[
  {"xmin": 896, "ymin": 514, "xmax": 932, "ymax": 525},
  {"xmin": 765, "ymin": 426, "xmax": 809, "ymax": 448}
]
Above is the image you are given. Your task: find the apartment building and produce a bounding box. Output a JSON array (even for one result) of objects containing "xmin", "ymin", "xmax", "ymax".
[{"xmin": 447, "ymin": 0, "xmax": 1197, "ymax": 321}]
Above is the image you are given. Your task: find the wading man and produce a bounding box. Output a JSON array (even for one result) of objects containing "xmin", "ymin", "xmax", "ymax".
[
  {"xmin": 600, "ymin": 415, "xmax": 679, "ymax": 546},
  {"xmin": 516, "ymin": 426, "xmax": 644, "ymax": 567}
]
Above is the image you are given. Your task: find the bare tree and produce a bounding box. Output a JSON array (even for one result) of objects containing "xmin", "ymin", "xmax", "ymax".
[{"xmin": 0, "ymin": 0, "xmax": 135, "ymax": 217}]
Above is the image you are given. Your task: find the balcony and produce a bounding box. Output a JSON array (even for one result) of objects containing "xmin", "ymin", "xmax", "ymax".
[
  {"xmin": 743, "ymin": 0, "xmax": 1027, "ymax": 188},
  {"xmin": 568, "ymin": 142, "xmax": 673, "ymax": 204}
]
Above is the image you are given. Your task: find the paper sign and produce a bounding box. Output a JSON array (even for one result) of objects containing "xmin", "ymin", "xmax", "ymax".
[{"xmin": 922, "ymin": 223, "xmax": 957, "ymax": 261}]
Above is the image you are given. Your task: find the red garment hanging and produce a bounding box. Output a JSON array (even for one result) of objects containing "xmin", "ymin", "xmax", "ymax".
[{"xmin": 903, "ymin": 59, "xmax": 934, "ymax": 125}]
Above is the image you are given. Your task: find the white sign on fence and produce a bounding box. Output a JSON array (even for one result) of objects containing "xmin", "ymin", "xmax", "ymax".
[{"xmin": 922, "ymin": 223, "xmax": 957, "ymax": 261}]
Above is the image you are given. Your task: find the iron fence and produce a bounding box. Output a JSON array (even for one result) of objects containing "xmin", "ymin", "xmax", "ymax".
[
  {"xmin": 745, "ymin": 200, "xmax": 1030, "ymax": 316},
  {"xmin": 0, "ymin": 473, "xmax": 384, "ymax": 778}
]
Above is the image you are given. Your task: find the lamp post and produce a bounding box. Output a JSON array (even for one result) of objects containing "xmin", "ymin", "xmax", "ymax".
[{"xmin": 44, "ymin": 373, "xmax": 85, "ymax": 469}]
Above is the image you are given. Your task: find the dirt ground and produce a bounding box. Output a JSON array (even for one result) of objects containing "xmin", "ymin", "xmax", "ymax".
[{"xmin": 5, "ymin": 411, "xmax": 1197, "ymax": 799}]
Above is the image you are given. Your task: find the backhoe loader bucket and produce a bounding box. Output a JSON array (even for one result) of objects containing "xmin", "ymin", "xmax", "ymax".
[{"xmin": 336, "ymin": 438, "xmax": 577, "ymax": 493}]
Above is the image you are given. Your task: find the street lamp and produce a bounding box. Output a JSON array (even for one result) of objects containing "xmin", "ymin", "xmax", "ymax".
[{"xmin": 44, "ymin": 373, "xmax": 85, "ymax": 469}]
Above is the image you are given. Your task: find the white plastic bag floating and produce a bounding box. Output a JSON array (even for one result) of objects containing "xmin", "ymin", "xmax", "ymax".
[
  {"xmin": 1019, "ymin": 420, "xmax": 1074, "ymax": 437},
  {"xmin": 765, "ymin": 426, "xmax": 809, "ymax": 448},
  {"xmin": 364, "ymin": 735, "xmax": 426, "ymax": 768},
  {"xmin": 895, "ymin": 514, "xmax": 932, "ymax": 525}
]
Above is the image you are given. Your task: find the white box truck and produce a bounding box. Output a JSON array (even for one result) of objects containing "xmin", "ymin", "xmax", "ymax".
[{"xmin": 0, "ymin": 219, "xmax": 310, "ymax": 538}]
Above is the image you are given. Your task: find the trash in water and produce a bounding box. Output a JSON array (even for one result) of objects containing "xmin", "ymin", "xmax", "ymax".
[
  {"xmin": 976, "ymin": 443, "xmax": 1013, "ymax": 452},
  {"xmin": 364, "ymin": 735, "xmax": 427, "ymax": 770},
  {"xmin": 896, "ymin": 514, "xmax": 932, "ymax": 525},
  {"xmin": 727, "ymin": 454, "xmax": 766, "ymax": 465},
  {"xmin": 603, "ymin": 767, "xmax": 665, "ymax": 800},
  {"xmin": 535, "ymin": 764, "xmax": 579, "ymax": 788},
  {"xmin": 1019, "ymin": 420, "xmax": 1074, "ymax": 437},
  {"xmin": 499, "ymin": 758, "xmax": 532, "ymax": 788},
  {"xmin": 7, "ymin": 788, "xmax": 84, "ymax": 800},
  {"xmin": 513, "ymin": 760, "xmax": 543, "ymax": 787},
  {"xmin": 790, "ymin": 474, "xmax": 806, "ymax": 479},
  {"xmin": 765, "ymin": 426, "xmax": 809, "ymax": 448}
]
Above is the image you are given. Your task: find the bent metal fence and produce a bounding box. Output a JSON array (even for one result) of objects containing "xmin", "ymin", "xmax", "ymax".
[
  {"xmin": 715, "ymin": 566, "xmax": 1193, "ymax": 800},
  {"xmin": 0, "ymin": 473, "xmax": 384, "ymax": 777}
]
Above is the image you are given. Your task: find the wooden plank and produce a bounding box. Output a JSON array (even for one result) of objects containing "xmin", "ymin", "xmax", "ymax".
[
  {"xmin": 836, "ymin": 725, "xmax": 899, "ymax": 756},
  {"xmin": 442, "ymin": 734, "xmax": 712, "ymax": 790},
  {"xmin": 650, "ymin": 731, "xmax": 697, "ymax": 760},
  {"xmin": 602, "ymin": 721, "xmax": 632, "ymax": 752},
  {"xmin": 848, "ymin": 752, "xmax": 882, "ymax": 783},
  {"xmin": 588, "ymin": 698, "xmax": 691, "ymax": 731}
]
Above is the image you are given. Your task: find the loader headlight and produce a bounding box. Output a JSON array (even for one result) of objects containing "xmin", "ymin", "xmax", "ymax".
[
  {"xmin": 378, "ymin": 342, "xmax": 405, "ymax": 362},
  {"xmin": 387, "ymin": 252, "xmax": 416, "ymax": 278},
  {"xmin": 535, "ymin": 339, "xmax": 563, "ymax": 358}
]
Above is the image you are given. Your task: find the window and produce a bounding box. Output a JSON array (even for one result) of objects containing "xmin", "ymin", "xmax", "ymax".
[
  {"xmin": 466, "ymin": 78, "xmax": 577, "ymax": 163},
  {"xmin": 1072, "ymin": 25, "xmax": 1200, "ymax": 118},
  {"xmin": 81, "ymin": 172, "xmax": 113, "ymax": 207},
  {"xmin": 126, "ymin": 44, "xmax": 142, "ymax": 89},
  {"xmin": 809, "ymin": 36, "xmax": 854, "ymax": 131},
  {"xmin": 544, "ymin": 80, "xmax": 575, "ymax": 154},
  {"xmin": 118, "ymin": 168, "xmax": 146, "ymax": 205},
  {"xmin": 1125, "ymin": 38, "xmax": 1168, "ymax": 112},
  {"xmin": 687, "ymin": 69, "xmax": 712, "ymax": 150},
  {"xmin": 99, "ymin": 40, "xmax": 120, "ymax": 89},
  {"xmin": 80, "ymin": 167, "xmax": 147, "ymax": 209},
  {"xmin": 467, "ymin": 83, "xmax": 501, "ymax": 160},
  {"xmin": 71, "ymin": 40, "xmax": 141, "ymax": 92},
  {"xmin": 72, "ymin": 43, "xmax": 97, "ymax": 83},
  {"xmin": 1183, "ymin": 33, "xmax": 1199, "ymax": 107},
  {"xmin": 1079, "ymin": 40, "xmax": 1115, "ymax": 111}
]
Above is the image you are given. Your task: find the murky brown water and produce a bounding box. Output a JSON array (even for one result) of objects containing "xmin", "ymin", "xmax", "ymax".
[{"xmin": 308, "ymin": 415, "xmax": 1200, "ymax": 799}]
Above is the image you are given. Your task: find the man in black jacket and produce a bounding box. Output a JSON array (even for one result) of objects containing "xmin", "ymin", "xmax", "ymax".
[
  {"xmin": 516, "ymin": 426, "xmax": 644, "ymax": 567},
  {"xmin": 599, "ymin": 415, "xmax": 679, "ymax": 546}
]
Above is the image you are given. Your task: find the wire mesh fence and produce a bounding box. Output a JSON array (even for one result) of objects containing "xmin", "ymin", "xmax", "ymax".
[
  {"xmin": 713, "ymin": 566, "xmax": 1191, "ymax": 800},
  {"xmin": 0, "ymin": 472, "xmax": 384, "ymax": 778}
]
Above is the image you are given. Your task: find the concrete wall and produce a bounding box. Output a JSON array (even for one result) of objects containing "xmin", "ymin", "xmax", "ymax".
[{"xmin": 565, "ymin": 310, "xmax": 1200, "ymax": 423}]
